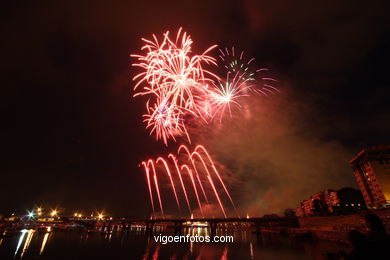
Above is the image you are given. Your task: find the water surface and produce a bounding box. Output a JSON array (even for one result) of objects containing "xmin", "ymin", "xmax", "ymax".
[{"xmin": 0, "ymin": 227, "xmax": 346, "ymax": 259}]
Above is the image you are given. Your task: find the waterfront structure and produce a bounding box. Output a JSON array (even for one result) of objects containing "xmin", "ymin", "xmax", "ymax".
[
  {"xmin": 350, "ymin": 144, "xmax": 390, "ymax": 209},
  {"xmin": 295, "ymin": 190, "xmax": 335, "ymax": 217},
  {"xmin": 295, "ymin": 188, "xmax": 366, "ymax": 217}
]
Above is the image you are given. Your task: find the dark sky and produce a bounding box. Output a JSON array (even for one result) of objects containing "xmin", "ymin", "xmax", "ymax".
[{"xmin": 1, "ymin": 0, "xmax": 389, "ymax": 217}]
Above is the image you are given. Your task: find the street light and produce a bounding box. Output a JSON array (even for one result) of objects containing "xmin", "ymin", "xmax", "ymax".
[{"xmin": 51, "ymin": 210, "xmax": 57, "ymax": 217}]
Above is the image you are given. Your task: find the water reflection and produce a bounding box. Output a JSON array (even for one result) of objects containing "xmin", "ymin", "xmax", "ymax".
[
  {"xmin": 249, "ymin": 242, "xmax": 254, "ymax": 259},
  {"xmin": 221, "ymin": 246, "xmax": 228, "ymax": 260},
  {"xmin": 11, "ymin": 228, "xmax": 53, "ymax": 258},
  {"xmin": 140, "ymin": 227, "xmax": 239, "ymax": 259},
  {"xmin": 39, "ymin": 232, "xmax": 50, "ymax": 255},
  {"xmin": 0, "ymin": 225, "xmax": 347, "ymax": 259},
  {"xmin": 14, "ymin": 229, "xmax": 28, "ymax": 256},
  {"xmin": 20, "ymin": 230, "xmax": 34, "ymax": 258}
]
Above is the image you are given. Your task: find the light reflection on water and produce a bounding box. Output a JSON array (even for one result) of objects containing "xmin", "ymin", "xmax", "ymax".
[
  {"xmin": 0, "ymin": 226, "xmax": 346, "ymax": 260},
  {"xmin": 39, "ymin": 232, "xmax": 50, "ymax": 255},
  {"xmin": 14, "ymin": 229, "xmax": 28, "ymax": 256}
]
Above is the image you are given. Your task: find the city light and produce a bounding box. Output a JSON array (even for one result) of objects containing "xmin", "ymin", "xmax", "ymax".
[
  {"xmin": 51, "ymin": 210, "xmax": 57, "ymax": 217},
  {"xmin": 98, "ymin": 213, "xmax": 104, "ymax": 220},
  {"xmin": 27, "ymin": 211, "xmax": 34, "ymax": 218},
  {"xmin": 73, "ymin": 212, "xmax": 83, "ymax": 218},
  {"xmin": 36, "ymin": 207, "xmax": 42, "ymax": 217}
]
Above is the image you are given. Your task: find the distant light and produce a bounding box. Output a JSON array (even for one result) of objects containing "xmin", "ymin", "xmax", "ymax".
[
  {"xmin": 37, "ymin": 207, "xmax": 42, "ymax": 212},
  {"xmin": 51, "ymin": 210, "xmax": 57, "ymax": 217},
  {"xmin": 74, "ymin": 213, "xmax": 78, "ymax": 217},
  {"xmin": 28, "ymin": 212, "xmax": 34, "ymax": 218},
  {"xmin": 98, "ymin": 213, "xmax": 104, "ymax": 220},
  {"xmin": 78, "ymin": 214, "xmax": 82, "ymax": 218}
]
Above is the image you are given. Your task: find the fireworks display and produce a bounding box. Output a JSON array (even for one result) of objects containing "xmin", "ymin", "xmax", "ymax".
[
  {"xmin": 141, "ymin": 145, "xmax": 237, "ymax": 218},
  {"xmin": 132, "ymin": 28, "xmax": 277, "ymax": 145},
  {"xmin": 132, "ymin": 28, "xmax": 278, "ymax": 218},
  {"xmin": 131, "ymin": 28, "xmax": 218, "ymax": 144},
  {"xmin": 218, "ymin": 47, "xmax": 279, "ymax": 97}
]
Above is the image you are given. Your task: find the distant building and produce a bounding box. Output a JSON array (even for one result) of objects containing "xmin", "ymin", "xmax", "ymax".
[
  {"xmin": 323, "ymin": 190, "xmax": 340, "ymax": 212},
  {"xmin": 350, "ymin": 144, "xmax": 390, "ymax": 209},
  {"xmin": 295, "ymin": 190, "xmax": 335, "ymax": 217},
  {"xmin": 295, "ymin": 188, "xmax": 366, "ymax": 217}
]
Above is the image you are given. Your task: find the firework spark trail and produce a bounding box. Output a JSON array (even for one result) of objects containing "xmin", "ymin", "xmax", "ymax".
[
  {"xmin": 200, "ymin": 47, "xmax": 280, "ymax": 123},
  {"xmin": 191, "ymin": 151, "xmax": 227, "ymax": 218},
  {"xmin": 132, "ymin": 28, "xmax": 219, "ymax": 145},
  {"xmin": 210, "ymin": 71, "xmax": 251, "ymax": 121},
  {"xmin": 181, "ymin": 164, "xmax": 204, "ymax": 218},
  {"xmin": 142, "ymin": 159, "xmax": 164, "ymax": 218},
  {"xmin": 219, "ymin": 47, "xmax": 279, "ymax": 98},
  {"xmin": 194, "ymin": 145, "xmax": 240, "ymax": 217},
  {"xmin": 178, "ymin": 145, "xmax": 210, "ymax": 204},
  {"xmin": 153, "ymin": 174, "xmax": 164, "ymax": 218},
  {"xmin": 140, "ymin": 145, "xmax": 236, "ymax": 218},
  {"xmin": 207, "ymin": 175, "xmax": 226, "ymax": 218},
  {"xmin": 169, "ymin": 154, "xmax": 192, "ymax": 214},
  {"xmin": 143, "ymin": 99, "xmax": 181, "ymax": 145},
  {"xmin": 142, "ymin": 161, "xmax": 155, "ymax": 216},
  {"xmin": 157, "ymin": 157, "xmax": 181, "ymax": 212}
]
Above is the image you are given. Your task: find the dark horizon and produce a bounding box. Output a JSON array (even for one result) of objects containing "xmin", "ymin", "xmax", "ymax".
[{"xmin": 1, "ymin": 0, "xmax": 389, "ymax": 217}]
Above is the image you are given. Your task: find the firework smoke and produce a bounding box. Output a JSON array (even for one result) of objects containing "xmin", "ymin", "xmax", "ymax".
[{"xmin": 190, "ymin": 93, "xmax": 356, "ymax": 216}]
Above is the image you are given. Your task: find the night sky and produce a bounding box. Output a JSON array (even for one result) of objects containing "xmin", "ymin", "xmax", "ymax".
[{"xmin": 2, "ymin": 0, "xmax": 389, "ymax": 217}]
